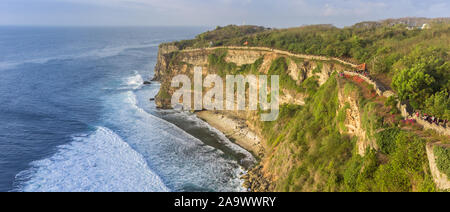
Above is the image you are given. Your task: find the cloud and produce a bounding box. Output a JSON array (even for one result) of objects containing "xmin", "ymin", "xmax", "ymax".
[{"xmin": 1, "ymin": 0, "xmax": 449, "ymax": 27}]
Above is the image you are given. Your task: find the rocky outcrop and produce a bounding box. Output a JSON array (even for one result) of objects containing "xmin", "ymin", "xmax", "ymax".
[
  {"xmin": 153, "ymin": 43, "xmax": 179, "ymax": 81},
  {"xmin": 338, "ymin": 82, "xmax": 378, "ymax": 156},
  {"xmin": 154, "ymin": 46, "xmax": 351, "ymax": 109},
  {"xmin": 225, "ymin": 49, "xmax": 266, "ymax": 66},
  {"xmin": 241, "ymin": 165, "xmax": 273, "ymax": 192},
  {"xmin": 280, "ymin": 89, "xmax": 306, "ymax": 105},
  {"xmin": 152, "ymin": 44, "xmax": 394, "ymax": 190}
]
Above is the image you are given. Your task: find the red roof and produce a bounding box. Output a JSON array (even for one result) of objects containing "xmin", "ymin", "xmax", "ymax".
[{"xmin": 356, "ymin": 63, "xmax": 366, "ymax": 71}]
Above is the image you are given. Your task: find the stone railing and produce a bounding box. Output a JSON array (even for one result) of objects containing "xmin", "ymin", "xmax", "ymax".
[
  {"xmin": 342, "ymin": 71, "xmax": 394, "ymax": 98},
  {"xmin": 398, "ymin": 103, "xmax": 450, "ymax": 136},
  {"xmin": 180, "ymin": 46, "xmax": 358, "ymax": 68}
]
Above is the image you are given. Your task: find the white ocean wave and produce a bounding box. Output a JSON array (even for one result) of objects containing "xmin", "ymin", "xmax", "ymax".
[
  {"xmin": 101, "ymin": 91, "xmax": 247, "ymax": 191},
  {"xmin": 118, "ymin": 71, "xmax": 144, "ymax": 90},
  {"xmin": 14, "ymin": 126, "xmax": 169, "ymax": 192},
  {"xmin": 164, "ymin": 111, "xmax": 256, "ymax": 167}
]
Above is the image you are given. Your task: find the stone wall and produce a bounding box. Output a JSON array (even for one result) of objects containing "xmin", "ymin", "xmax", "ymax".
[
  {"xmin": 342, "ymin": 71, "xmax": 394, "ymax": 98},
  {"xmin": 399, "ymin": 103, "xmax": 450, "ymax": 136},
  {"xmin": 426, "ymin": 143, "xmax": 450, "ymax": 190}
]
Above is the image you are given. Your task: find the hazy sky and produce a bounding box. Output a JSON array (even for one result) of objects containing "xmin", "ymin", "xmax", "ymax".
[{"xmin": 1, "ymin": 0, "xmax": 449, "ymax": 27}]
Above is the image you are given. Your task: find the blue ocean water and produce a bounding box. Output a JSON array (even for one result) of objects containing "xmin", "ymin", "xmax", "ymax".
[{"xmin": 0, "ymin": 26, "xmax": 253, "ymax": 192}]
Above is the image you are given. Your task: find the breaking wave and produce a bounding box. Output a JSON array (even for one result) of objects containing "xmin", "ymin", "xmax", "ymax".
[{"xmin": 14, "ymin": 126, "xmax": 169, "ymax": 192}]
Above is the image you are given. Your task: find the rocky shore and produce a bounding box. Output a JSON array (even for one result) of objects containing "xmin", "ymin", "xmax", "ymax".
[
  {"xmin": 194, "ymin": 110, "xmax": 273, "ymax": 192},
  {"xmin": 241, "ymin": 165, "xmax": 274, "ymax": 192},
  {"xmin": 195, "ymin": 111, "xmax": 263, "ymax": 157}
]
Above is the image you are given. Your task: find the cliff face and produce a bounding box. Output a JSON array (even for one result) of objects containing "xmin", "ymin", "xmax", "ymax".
[
  {"xmin": 152, "ymin": 45, "xmax": 443, "ymax": 192},
  {"xmin": 153, "ymin": 45, "xmax": 370, "ymax": 190},
  {"xmin": 154, "ymin": 46, "xmax": 349, "ymax": 109},
  {"xmin": 153, "ymin": 44, "xmax": 179, "ymax": 81},
  {"xmin": 338, "ymin": 83, "xmax": 378, "ymax": 156}
]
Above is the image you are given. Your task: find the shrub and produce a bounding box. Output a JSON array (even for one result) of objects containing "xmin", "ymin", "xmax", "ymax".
[
  {"xmin": 375, "ymin": 127, "xmax": 400, "ymax": 155},
  {"xmin": 434, "ymin": 146, "xmax": 450, "ymax": 179}
]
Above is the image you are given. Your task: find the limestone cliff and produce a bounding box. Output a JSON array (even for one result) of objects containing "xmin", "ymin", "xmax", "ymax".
[
  {"xmin": 153, "ymin": 43, "xmax": 179, "ymax": 81},
  {"xmin": 338, "ymin": 81, "xmax": 378, "ymax": 156},
  {"xmin": 154, "ymin": 46, "xmax": 349, "ymax": 109},
  {"xmin": 153, "ymin": 45, "xmax": 366, "ymax": 190},
  {"xmin": 152, "ymin": 44, "xmax": 423, "ymax": 192}
]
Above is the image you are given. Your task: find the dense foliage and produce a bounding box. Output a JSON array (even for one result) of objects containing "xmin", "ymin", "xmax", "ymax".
[
  {"xmin": 392, "ymin": 47, "xmax": 449, "ymax": 116},
  {"xmin": 434, "ymin": 146, "xmax": 450, "ymax": 179},
  {"xmin": 162, "ymin": 18, "xmax": 450, "ymax": 191},
  {"xmin": 170, "ymin": 18, "xmax": 450, "ymax": 117},
  {"xmin": 259, "ymin": 74, "xmax": 436, "ymax": 191}
]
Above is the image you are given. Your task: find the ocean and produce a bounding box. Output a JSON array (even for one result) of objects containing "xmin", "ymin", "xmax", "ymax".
[{"xmin": 0, "ymin": 26, "xmax": 254, "ymax": 192}]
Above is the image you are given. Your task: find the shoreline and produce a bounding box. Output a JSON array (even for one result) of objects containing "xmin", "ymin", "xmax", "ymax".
[
  {"xmin": 194, "ymin": 110, "xmax": 263, "ymax": 159},
  {"xmin": 194, "ymin": 110, "xmax": 272, "ymax": 192},
  {"xmin": 152, "ymin": 73, "xmax": 271, "ymax": 191}
]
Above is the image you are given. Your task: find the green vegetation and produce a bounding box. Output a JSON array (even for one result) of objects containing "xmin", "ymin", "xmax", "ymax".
[
  {"xmin": 369, "ymin": 132, "xmax": 436, "ymax": 192},
  {"xmin": 174, "ymin": 19, "xmax": 449, "ymax": 73},
  {"xmin": 168, "ymin": 18, "xmax": 450, "ymax": 118},
  {"xmin": 434, "ymin": 146, "xmax": 450, "ymax": 179},
  {"xmin": 384, "ymin": 96, "xmax": 400, "ymax": 114},
  {"xmin": 161, "ymin": 18, "xmax": 450, "ymax": 191},
  {"xmin": 375, "ymin": 127, "xmax": 400, "ymax": 155},
  {"xmin": 156, "ymin": 88, "xmax": 171, "ymax": 105},
  {"xmin": 424, "ymin": 90, "xmax": 450, "ymax": 120},
  {"xmin": 261, "ymin": 75, "xmax": 354, "ymax": 191},
  {"xmin": 235, "ymin": 57, "xmax": 264, "ymax": 75},
  {"xmin": 207, "ymin": 49, "xmax": 265, "ymax": 77},
  {"xmin": 207, "ymin": 49, "xmax": 237, "ymax": 76},
  {"xmin": 392, "ymin": 47, "xmax": 449, "ymax": 116},
  {"xmin": 267, "ymin": 57, "xmax": 301, "ymax": 92},
  {"xmin": 173, "ymin": 25, "xmax": 269, "ymax": 49},
  {"xmin": 257, "ymin": 75, "xmax": 436, "ymax": 191},
  {"xmin": 299, "ymin": 76, "xmax": 319, "ymax": 96}
]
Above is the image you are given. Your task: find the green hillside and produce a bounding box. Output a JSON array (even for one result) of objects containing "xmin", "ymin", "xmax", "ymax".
[
  {"xmin": 170, "ymin": 18, "xmax": 450, "ymax": 119},
  {"xmin": 160, "ymin": 17, "xmax": 450, "ymax": 191}
]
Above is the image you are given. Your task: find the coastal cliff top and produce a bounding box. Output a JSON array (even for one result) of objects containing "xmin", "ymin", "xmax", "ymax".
[{"xmin": 159, "ymin": 17, "xmax": 449, "ymax": 120}]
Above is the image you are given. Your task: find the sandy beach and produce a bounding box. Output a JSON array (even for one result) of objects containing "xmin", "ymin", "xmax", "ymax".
[{"xmin": 195, "ymin": 110, "xmax": 263, "ymax": 158}]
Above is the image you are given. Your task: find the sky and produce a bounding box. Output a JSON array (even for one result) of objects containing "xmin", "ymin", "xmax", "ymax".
[{"xmin": 0, "ymin": 0, "xmax": 449, "ymax": 28}]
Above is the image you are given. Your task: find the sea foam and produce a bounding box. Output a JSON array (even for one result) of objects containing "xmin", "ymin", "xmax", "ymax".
[
  {"xmin": 14, "ymin": 126, "xmax": 169, "ymax": 192},
  {"xmin": 121, "ymin": 71, "xmax": 144, "ymax": 90},
  {"xmin": 101, "ymin": 91, "xmax": 247, "ymax": 191}
]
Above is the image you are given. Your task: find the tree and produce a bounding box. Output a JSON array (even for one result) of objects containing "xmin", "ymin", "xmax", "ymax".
[
  {"xmin": 424, "ymin": 90, "xmax": 450, "ymax": 120},
  {"xmin": 392, "ymin": 47, "xmax": 448, "ymax": 110},
  {"xmin": 392, "ymin": 62, "xmax": 436, "ymax": 109}
]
